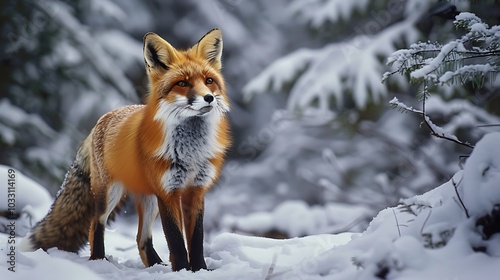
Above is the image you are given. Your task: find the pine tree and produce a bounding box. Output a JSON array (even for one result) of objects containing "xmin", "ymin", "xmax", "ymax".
[{"xmin": 0, "ymin": 0, "xmax": 139, "ymax": 191}]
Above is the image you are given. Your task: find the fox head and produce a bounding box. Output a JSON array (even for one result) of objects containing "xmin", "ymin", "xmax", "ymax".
[{"xmin": 143, "ymin": 29, "xmax": 229, "ymax": 123}]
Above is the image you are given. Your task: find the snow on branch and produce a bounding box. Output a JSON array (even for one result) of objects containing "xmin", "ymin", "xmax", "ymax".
[
  {"xmin": 287, "ymin": 0, "xmax": 370, "ymax": 28},
  {"xmin": 389, "ymin": 97, "xmax": 474, "ymax": 148},
  {"xmin": 37, "ymin": 1, "xmax": 137, "ymax": 101},
  {"xmin": 245, "ymin": 18, "xmax": 419, "ymax": 110},
  {"xmin": 389, "ymin": 97, "xmax": 422, "ymax": 114},
  {"xmin": 383, "ymin": 12, "xmax": 500, "ymax": 87}
]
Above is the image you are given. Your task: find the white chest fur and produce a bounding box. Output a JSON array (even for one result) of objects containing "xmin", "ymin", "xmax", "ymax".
[{"xmin": 158, "ymin": 115, "xmax": 222, "ymax": 191}]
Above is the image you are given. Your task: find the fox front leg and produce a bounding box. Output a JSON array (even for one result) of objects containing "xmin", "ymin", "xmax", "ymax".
[
  {"xmin": 181, "ymin": 187, "xmax": 207, "ymax": 271},
  {"xmin": 157, "ymin": 190, "xmax": 190, "ymax": 271}
]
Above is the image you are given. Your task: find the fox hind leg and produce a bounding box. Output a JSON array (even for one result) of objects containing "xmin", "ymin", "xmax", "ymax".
[
  {"xmin": 135, "ymin": 194, "xmax": 162, "ymax": 267},
  {"xmin": 89, "ymin": 182, "xmax": 125, "ymax": 260}
]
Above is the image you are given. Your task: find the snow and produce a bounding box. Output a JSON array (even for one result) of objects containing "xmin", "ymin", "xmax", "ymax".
[
  {"xmin": 389, "ymin": 97, "xmax": 417, "ymax": 112},
  {"xmin": 438, "ymin": 64, "xmax": 495, "ymax": 84},
  {"xmin": 0, "ymin": 165, "xmax": 52, "ymax": 230},
  {"xmin": 423, "ymin": 115, "xmax": 459, "ymax": 142},
  {"xmin": 461, "ymin": 133, "xmax": 500, "ymax": 217},
  {"xmin": 454, "ymin": 12, "xmax": 481, "ymax": 25},
  {"xmin": 242, "ymin": 48, "xmax": 315, "ymax": 102},
  {"xmin": 386, "ymin": 11, "xmax": 499, "ymax": 88},
  {"xmin": 222, "ymin": 200, "xmax": 370, "ymax": 236},
  {"xmin": 88, "ymin": 0, "xmax": 127, "ymax": 24},
  {"xmin": 0, "ymin": 166, "xmax": 52, "ymax": 240},
  {"xmin": 37, "ymin": 0, "xmax": 137, "ymax": 101},
  {"xmin": 244, "ymin": 17, "xmax": 420, "ymax": 110},
  {"xmin": 2, "ymin": 133, "xmax": 500, "ymax": 279},
  {"xmin": 287, "ymin": 0, "xmax": 370, "ymax": 28},
  {"xmin": 0, "ymin": 100, "xmax": 56, "ymax": 140},
  {"xmin": 389, "ymin": 97, "xmax": 463, "ymax": 143},
  {"xmin": 470, "ymin": 22, "xmax": 488, "ymax": 33},
  {"xmin": 94, "ymin": 30, "xmax": 143, "ymax": 75},
  {"xmin": 410, "ymin": 41, "xmax": 459, "ymax": 80},
  {"xmin": 209, "ymin": 232, "xmax": 353, "ymax": 277}
]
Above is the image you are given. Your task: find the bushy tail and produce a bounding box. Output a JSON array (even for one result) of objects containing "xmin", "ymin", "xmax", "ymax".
[{"xmin": 22, "ymin": 138, "xmax": 94, "ymax": 253}]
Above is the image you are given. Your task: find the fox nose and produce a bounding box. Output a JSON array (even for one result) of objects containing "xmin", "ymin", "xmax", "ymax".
[{"xmin": 204, "ymin": 94, "xmax": 214, "ymax": 104}]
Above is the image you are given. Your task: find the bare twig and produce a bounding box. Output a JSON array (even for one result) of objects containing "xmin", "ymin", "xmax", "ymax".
[
  {"xmin": 477, "ymin": 124, "xmax": 500, "ymax": 128},
  {"xmin": 392, "ymin": 209, "xmax": 402, "ymax": 237},
  {"xmin": 424, "ymin": 125, "xmax": 475, "ymax": 148},
  {"xmin": 452, "ymin": 176, "xmax": 470, "ymax": 218},
  {"xmin": 265, "ymin": 248, "xmax": 280, "ymax": 280},
  {"xmin": 420, "ymin": 208, "xmax": 433, "ymax": 235}
]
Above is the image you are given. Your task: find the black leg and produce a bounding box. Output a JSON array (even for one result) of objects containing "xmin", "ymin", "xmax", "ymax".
[
  {"xmin": 144, "ymin": 237, "xmax": 163, "ymax": 266},
  {"xmin": 89, "ymin": 222, "xmax": 105, "ymax": 260},
  {"xmin": 189, "ymin": 210, "xmax": 207, "ymax": 271},
  {"xmin": 157, "ymin": 196, "xmax": 190, "ymax": 271}
]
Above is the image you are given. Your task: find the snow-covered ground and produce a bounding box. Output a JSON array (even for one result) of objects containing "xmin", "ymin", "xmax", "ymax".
[{"xmin": 1, "ymin": 133, "xmax": 500, "ymax": 279}]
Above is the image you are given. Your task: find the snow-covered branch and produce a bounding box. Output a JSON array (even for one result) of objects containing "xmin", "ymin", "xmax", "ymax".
[
  {"xmin": 389, "ymin": 97, "xmax": 474, "ymax": 148},
  {"xmin": 245, "ymin": 16, "xmax": 419, "ymax": 111},
  {"xmin": 383, "ymin": 12, "xmax": 500, "ymax": 87}
]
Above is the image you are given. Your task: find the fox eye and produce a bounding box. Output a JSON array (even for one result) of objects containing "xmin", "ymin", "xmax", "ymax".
[
  {"xmin": 176, "ymin": 81, "xmax": 189, "ymax": 87},
  {"xmin": 206, "ymin": 78, "xmax": 214, "ymax": 84}
]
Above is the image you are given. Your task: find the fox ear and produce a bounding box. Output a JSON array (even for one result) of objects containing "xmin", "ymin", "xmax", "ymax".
[
  {"xmin": 143, "ymin": 32, "xmax": 177, "ymax": 72},
  {"xmin": 195, "ymin": 28, "xmax": 223, "ymax": 70}
]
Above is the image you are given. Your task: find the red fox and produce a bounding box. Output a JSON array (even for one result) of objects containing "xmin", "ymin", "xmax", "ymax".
[{"xmin": 21, "ymin": 28, "xmax": 230, "ymax": 272}]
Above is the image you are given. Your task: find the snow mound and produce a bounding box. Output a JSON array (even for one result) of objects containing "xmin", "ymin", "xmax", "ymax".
[
  {"xmin": 222, "ymin": 200, "xmax": 370, "ymax": 237},
  {"xmin": 0, "ymin": 165, "xmax": 52, "ymax": 212},
  {"xmin": 0, "ymin": 165, "xmax": 52, "ymax": 236},
  {"xmin": 275, "ymin": 132, "xmax": 500, "ymax": 279}
]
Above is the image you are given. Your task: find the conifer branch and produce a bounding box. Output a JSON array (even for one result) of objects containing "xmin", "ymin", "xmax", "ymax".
[
  {"xmin": 389, "ymin": 97, "xmax": 475, "ymax": 148},
  {"xmin": 382, "ymin": 12, "xmax": 500, "ymax": 88}
]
